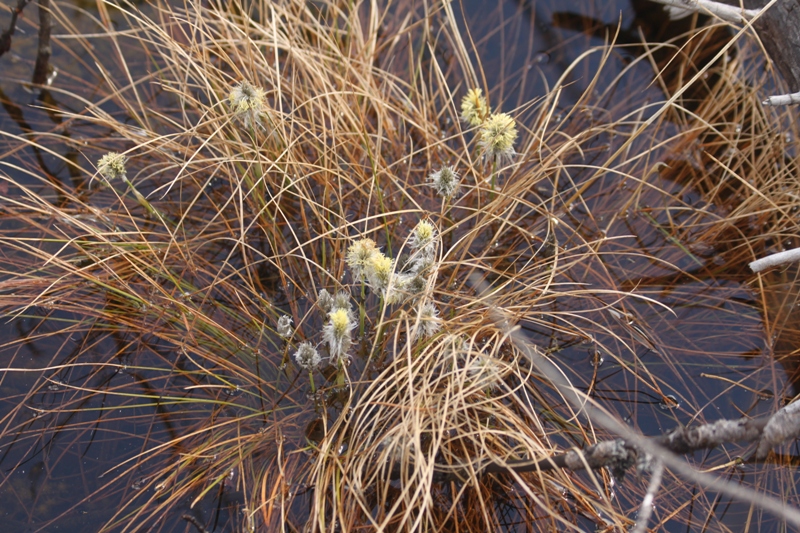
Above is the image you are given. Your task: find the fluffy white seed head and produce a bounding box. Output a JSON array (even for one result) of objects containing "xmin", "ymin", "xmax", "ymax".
[
  {"xmin": 414, "ymin": 300, "xmax": 441, "ymax": 339},
  {"xmin": 346, "ymin": 238, "xmax": 380, "ymax": 282},
  {"xmin": 277, "ymin": 315, "xmax": 293, "ymax": 339},
  {"xmin": 317, "ymin": 289, "xmax": 334, "ymax": 314},
  {"xmin": 467, "ymin": 353, "xmax": 503, "ymax": 391},
  {"xmin": 427, "ymin": 165, "xmax": 460, "ymax": 199},
  {"xmin": 294, "ymin": 342, "xmax": 321, "ymax": 370},
  {"xmin": 323, "ymin": 308, "xmax": 354, "ymax": 365},
  {"xmin": 228, "ymin": 80, "xmax": 267, "ymax": 130}
]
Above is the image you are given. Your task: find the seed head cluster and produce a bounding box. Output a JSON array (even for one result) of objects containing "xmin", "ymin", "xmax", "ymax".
[
  {"xmin": 290, "ymin": 88, "xmax": 520, "ymax": 394},
  {"xmin": 228, "ymin": 80, "xmax": 267, "ymax": 130},
  {"xmin": 346, "ymin": 238, "xmax": 380, "ymax": 282},
  {"xmin": 277, "ymin": 315, "xmax": 293, "ymax": 339},
  {"xmin": 479, "ymin": 112, "xmax": 517, "ymax": 162},
  {"xmin": 97, "ymin": 152, "xmax": 128, "ymax": 183},
  {"xmin": 323, "ymin": 307, "xmax": 354, "ymax": 365},
  {"xmin": 427, "ymin": 165, "xmax": 460, "ymax": 199},
  {"xmin": 461, "ymin": 88, "xmax": 490, "ymax": 127},
  {"xmin": 294, "ymin": 342, "xmax": 321, "ymax": 371}
]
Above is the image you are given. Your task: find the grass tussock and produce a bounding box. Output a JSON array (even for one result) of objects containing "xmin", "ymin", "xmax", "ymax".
[{"xmin": 0, "ymin": 0, "xmax": 799, "ymax": 531}]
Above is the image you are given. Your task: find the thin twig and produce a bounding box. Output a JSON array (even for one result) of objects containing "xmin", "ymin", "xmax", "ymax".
[
  {"xmin": 762, "ymin": 92, "xmax": 800, "ymax": 106},
  {"xmin": 648, "ymin": 0, "xmax": 760, "ymax": 23},
  {"xmin": 749, "ymin": 246, "xmax": 800, "ymax": 272},
  {"xmin": 632, "ymin": 460, "xmax": 664, "ymax": 533}
]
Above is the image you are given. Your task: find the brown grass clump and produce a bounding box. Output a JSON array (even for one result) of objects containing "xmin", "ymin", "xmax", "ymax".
[{"xmin": 0, "ymin": 0, "xmax": 799, "ymax": 531}]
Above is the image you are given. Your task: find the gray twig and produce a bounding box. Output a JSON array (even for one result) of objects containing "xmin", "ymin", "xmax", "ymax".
[
  {"xmin": 750, "ymin": 246, "xmax": 800, "ymax": 272},
  {"xmin": 648, "ymin": 0, "xmax": 760, "ymax": 24},
  {"xmin": 468, "ymin": 273, "xmax": 800, "ymax": 526},
  {"xmin": 632, "ymin": 460, "xmax": 664, "ymax": 533},
  {"xmin": 763, "ymin": 92, "xmax": 800, "ymax": 106}
]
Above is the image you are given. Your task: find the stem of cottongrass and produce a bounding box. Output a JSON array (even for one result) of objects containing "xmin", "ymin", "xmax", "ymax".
[
  {"xmin": 369, "ymin": 295, "xmax": 390, "ymax": 360},
  {"xmin": 119, "ymin": 178, "xmax": 170, "ymax": 225},
  {"xmin": 359, "ymin": 280, "xmax": 366, "ymax": 338},
  {"xmin": 308, "ymin": 371, "xmax": 316, "ymax": 394}
]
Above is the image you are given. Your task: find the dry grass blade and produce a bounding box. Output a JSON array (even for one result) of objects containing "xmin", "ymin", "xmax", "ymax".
[{"xmin": 0, "ymin": 0, "xmax": 798, "ymax": 531}]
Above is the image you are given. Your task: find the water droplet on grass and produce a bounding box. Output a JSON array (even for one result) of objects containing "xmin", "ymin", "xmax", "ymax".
[
  {"xmin": 532, "ymin": 52, "xmax": 549, "ymax": 64},
  {"xmin": 659, "ymin": 394, "xmax": 679, "ymax": 410}
]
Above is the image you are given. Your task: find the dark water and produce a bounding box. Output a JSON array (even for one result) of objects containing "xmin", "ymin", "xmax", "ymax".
[{"xmin": 0, "ymin": 0, "xmax": 797, "ymax": 531}]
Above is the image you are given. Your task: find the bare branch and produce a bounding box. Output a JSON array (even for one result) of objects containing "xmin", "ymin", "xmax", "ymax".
[
  {"xmin": 649, "ymin": 0, "xmax": 760, "ymax": 24},
  {"xmin": 749, "ymin": 246, "xmax": 800, "ymax": 272},
  {"xmin": 469, "ymin": 273, "xmax": 800, "ymax": 526},
  {"xmin": 632, "ymin": 460, "xmax": 664, "ymax": 533},
  {"xmin": 757, "ymin": 400, "xmax": 800, "ymax": 459},
  {"xmin": 762, "ymin": 92, "xmax": 800, "ymax": 106}
]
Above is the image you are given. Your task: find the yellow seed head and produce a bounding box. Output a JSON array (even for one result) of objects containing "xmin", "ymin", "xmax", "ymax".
[
  {"xmin": 461, "ymin": 88, "xmax": 490, "ymax": 127},
  {"xmin": 346, "ymin": 238, "xmax": 379, "ymax": 281},
  {"xmin": 228, "ymin": 81, "xmax": 267, "ymax": 130},
  {"xmin": 324, "ymin": 307, "xmax": 353, "ymax": 364},
  {"xmin": 479, "ymin": 112, "xmax": 517, "ymax": 162},
  {"xmin": 365, "ymin": 252, "xmax": 394, "ymax": 299},
  {"xmin": 97, "ymin": 152, "xmax": 127, "ymax": 183},
  {"xmin": 410, "ymin": 220, "xmax": 436, "ymax": 253},
  {"xmin": 330, "ymin": 308, "xmax": 350, "ymax": 338},
  {"xmin": 368, "ymin": 253, "xmax": 393, "ymax": 283}
]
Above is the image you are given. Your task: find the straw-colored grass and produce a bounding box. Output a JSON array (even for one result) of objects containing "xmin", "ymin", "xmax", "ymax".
[{"xmin": 0, "ymin": 0, "xmax": 799, "ymax": 531}]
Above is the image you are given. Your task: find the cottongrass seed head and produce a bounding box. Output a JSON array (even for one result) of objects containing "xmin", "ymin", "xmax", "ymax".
[
  {"xmin": 97, "ymin": 152, "xmax": 127, "ymax": 183},
  {"xmin": 414, "ymin": 300, "xmax": 441, "ymax": 339},
  {"xmin": 461, "ymin": 88, "xmax": 490, "ymax": 127},
  {"xmin": 318, "ymin": 289, "xmax": 353, "ymax": 318},
  {"xmin": 277, "ymin": 315, "xmax": 293, "ymax": 339},
  {"xmin": 468, "ymin": 353, "xmax": 503, "ymax": 392},
  {"xmin": 427, "ymin": 165, "xmax": 460, "ymax": 199},
  {"xmin": 317, "ymin": 289, "xmax": 334, "ymax": 314},
  {"xmin": 407, "ymin": 220, "xmax": 439, "ymax": 286},
  {"xmin": 479, "ymin": 112, "xmax": 518, "ymax": 163},
  {"xmin": 323, "ymin": 308, "xmax": 354, "ymax": 365},
  {"xmin": 346, "ymin": 238, "xmax": 380, "ymax": 282},
  {"xmin": 365, "ymin": 252, "xmax": 394, "ymax": 298},
  {"xmin": 228, "ymin": 80, "xmax": 267, "ymax": 130},
  {"xmin": 294, "ymin": 342, "xmax": 321, "ymax": 371},
  {"xmin": 410, "ymin": 220, "xmax": 437, "ymax": 253},
  {"xmin": 333, "ymin": 291, "xmax": 353, "ymax": 316}
]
